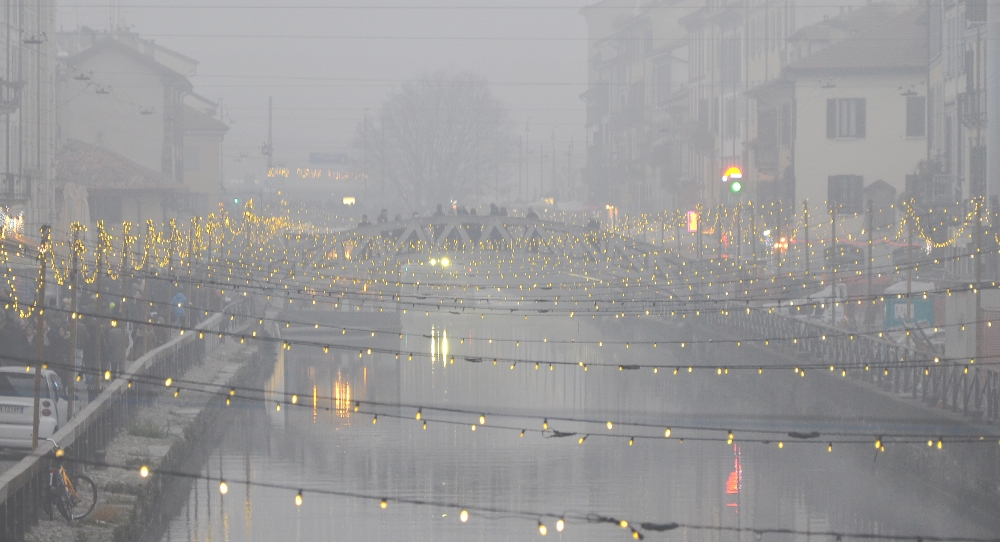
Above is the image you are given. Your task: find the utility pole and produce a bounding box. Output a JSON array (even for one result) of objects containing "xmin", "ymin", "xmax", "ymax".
[
  {"xmin": 803, "ymin": 200, "xmax": 810, "ymax": 276},
  {"xmin": 518, "ymin": 136, "xmax": 523, "ymax": 202},
  {"xmin": 381, "ymin": 117, "xmax": 386, "ymax": 202},
  {"xmin": 866, "ymin": 200, "xmax": 874, "ymax": 330},
  {"xmin": 539, "ymin": 143, "xmax": 544, "ymax": 201},
  {"xmin": 831, "ymin": 205, "xmax": 837, "ymax": 327},
  {"xmin": 93, "ymin": 232, "xmax": 104, "ymax": 402},
  {"xmin": 717, "ymin": 205, "xmax": 724, "ymax": 256},
  {"xmin": 551, "ymin": 128, "xmax": 556, "ymax": 201},
  {"xmin": 975, "ymin": 198, "xmax": 983, "ymax": 364},
  {"xmin": 31, "ymin": 225, "xmax": 50, "ymax": 450},
  {"xmin": 696, "ymin": 206, "xmax": 703, "ymax": 261},
  {"xmin": 905, "ymin": 205, "xmax": 914, "ymax": 350},
  {"xmin": 567, "ymin": 138, "xmax": 574, "ymax": 201},
  {"xmin": 67, "ymin": 225, "xmax": 80, "ymax": 420},
  {"xmin": 676, "ymin": 213, "xmax": 681, "ymax": 253},
  {"xmin": 186, "ymin": 219, "xmax": 195, "ymax": 328},
  {"xmin": 524, "ymin": 119, "xmax": 531, "ymax": 202},
  {"xmin": 736, "ymin": 203, "xmax": 742, "ymax": 263},
  {"xmin": 988, "ymin": 1, "xmax": 1000, "ymax": 201},
  {"xmin": 363, "ymin": 109, "xmax": 368, "ymax": 201},
  {"xmin": 266, "ymin": 96, "xmax": 273, "ymax": 171}
]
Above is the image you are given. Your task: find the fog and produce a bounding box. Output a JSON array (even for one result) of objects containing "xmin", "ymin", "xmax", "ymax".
[
  {"xmin": 58, "ymin": 0, "xmax": 588, "ymax": 182},
  {"xmin": 0, "ymin": 1, "xmax": 997, "ymax": 541}
]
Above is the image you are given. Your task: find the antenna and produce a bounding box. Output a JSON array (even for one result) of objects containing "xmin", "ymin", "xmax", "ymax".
[{"xmin": 263, "ymin": 96, "xmax": 273, "ymax": 171}]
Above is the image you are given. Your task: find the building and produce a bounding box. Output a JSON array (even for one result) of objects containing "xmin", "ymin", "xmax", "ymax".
[
  {"xmin": 581, "ymin": 0, "xmax": 699, "ymax": 214},
  {"xmin": 0, "ymin": 0, "xmax": 56, "ymax": 236},
  {"xmin": 753, "ymin": 5, "xmax": 928, "ymax": 211},
  {"xmin": 54, "ymin": 29, "xmax": 228, "ymax": 228},
  {"xmin": 925, "ymin": 0, "xmax": 988, "ymax": 204},
  {"xmin": 55, "ymin": 139, "xmax": 182, "ymax": 226},
  {"xmin": 580, "ymin": 0, "xmax": 919, "ymax": 217}
]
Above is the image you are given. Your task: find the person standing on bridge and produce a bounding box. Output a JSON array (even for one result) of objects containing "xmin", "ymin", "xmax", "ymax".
[{"xmin": 171, "ymin": 292, "xmax": 186, "ymax": 328}]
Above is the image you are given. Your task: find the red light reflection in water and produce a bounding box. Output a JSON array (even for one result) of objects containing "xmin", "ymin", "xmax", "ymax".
[{"xmin": 725, "ymin": 444, "xmax": 742, "ymax": 512}]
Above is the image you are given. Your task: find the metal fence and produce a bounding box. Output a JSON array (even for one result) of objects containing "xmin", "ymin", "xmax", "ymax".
[
  {"xmin": 629, "ymin": 239, "xmax": 1000, "ymax": 423},
  {"xmin": 0, "ymin": 295, "xmax": 262, "ymax": 541},
  {"xmin": 704, "ymin": 308, "xmax": 1000, "ymax": 421}
]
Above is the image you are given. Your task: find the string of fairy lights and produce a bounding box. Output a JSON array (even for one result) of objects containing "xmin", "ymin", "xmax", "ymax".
[
  {"xmin": 8, "ymin": 293, "xmax": 1000, "ymax": 380},
  {"xmin": 13, "ymin": 451, "xmax": 994, "ymax": 542},
  {"xmin": 5, "ymin": 195, "xmax": 997, "ymax": 319},
  {"xmin": 3, "ymin": 196, "xmax": 999, "ymax": 539}
]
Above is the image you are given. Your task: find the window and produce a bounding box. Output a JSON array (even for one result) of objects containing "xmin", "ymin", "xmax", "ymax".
[
  {"xmin": 828, "ymin": 175, "xmax": 863, "ymax": 214},
  {"xmin": 906, "ymin": 96, "xmax": 926, "ymax": 137},
  {"xmin": 826, "ymin": 98, "xmax": 865, "ymax": 138}
]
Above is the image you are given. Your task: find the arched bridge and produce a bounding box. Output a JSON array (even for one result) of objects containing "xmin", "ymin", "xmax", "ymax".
[{"xmin": 349, "ymin": 215, "xmax": 598, "ymax": 249}]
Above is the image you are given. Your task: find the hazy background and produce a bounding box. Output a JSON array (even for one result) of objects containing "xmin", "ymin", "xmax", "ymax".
[{"xmin": 57, "ymin": 0, "xmax": 589, "ymax": 182}]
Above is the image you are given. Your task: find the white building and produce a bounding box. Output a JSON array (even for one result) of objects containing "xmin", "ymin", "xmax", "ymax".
[{"xmin": 752, "ymin": 5, "xmax": 928, "ymax": 211}]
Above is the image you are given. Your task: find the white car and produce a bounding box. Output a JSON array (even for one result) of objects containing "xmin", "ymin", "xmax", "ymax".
[{"xmin": 0, "ymin": 367, "xmax": 68, "ymax": 448}]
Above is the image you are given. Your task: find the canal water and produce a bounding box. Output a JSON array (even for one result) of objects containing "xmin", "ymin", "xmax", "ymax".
[{"xmin": 159, "ymin": 306, "xmax": 1000, "ymax": 542}]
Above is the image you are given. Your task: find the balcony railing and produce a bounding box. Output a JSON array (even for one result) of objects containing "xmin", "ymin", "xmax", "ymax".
[{"xmin": 0, "ymin": 174, "xmax": 30, "ymax": 202}]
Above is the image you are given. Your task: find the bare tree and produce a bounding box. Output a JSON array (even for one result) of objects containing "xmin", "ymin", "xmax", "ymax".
[{"xmin": 355, "ymin": 72, "xmax": 515, "ymax": 210}]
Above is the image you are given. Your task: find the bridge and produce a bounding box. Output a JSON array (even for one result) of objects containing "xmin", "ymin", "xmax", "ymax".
[{"xmin": 349, "ymin": 215, "xmax": 597, "ymax": 248}]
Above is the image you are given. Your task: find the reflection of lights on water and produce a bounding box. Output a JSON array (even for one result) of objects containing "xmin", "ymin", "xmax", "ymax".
[
  {"xmin": 313, "ymin": 384, "xmax": 318, "ymax": 423},
  {"xmin": 726, "ymin": 444, "xmax": 742, "ymax": 511},
  {"xmin": 334, "ymin": 376, "xmax": 352, "ymax": 417},
  {"xmin": 430, "ymin": 326, "xmax": 449, "ymax": 365}
]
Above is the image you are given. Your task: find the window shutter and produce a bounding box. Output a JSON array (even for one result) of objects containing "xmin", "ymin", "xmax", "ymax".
[
  {"xmin": 826, "ymin": 99, "xmax": 836, "ymax": 138},
  {"xmin": 856, "ymin": 99, "xmax": 866, "ymax": 138}
]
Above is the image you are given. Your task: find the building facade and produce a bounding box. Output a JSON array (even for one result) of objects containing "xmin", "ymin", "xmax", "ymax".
[{"xmin": 0, "ymin": 0, "xmax": 56, "ymax": 236}]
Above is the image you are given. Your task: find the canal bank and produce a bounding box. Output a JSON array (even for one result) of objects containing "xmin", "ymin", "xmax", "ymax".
[{"xmin": 23, "ymin": 337, "xmax": 279, "ymax": 542}]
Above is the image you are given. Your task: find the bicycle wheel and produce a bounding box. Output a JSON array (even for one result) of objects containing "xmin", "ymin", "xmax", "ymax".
[{"xmin": 57, "ymin": 475, "xmax": 97, "ymax": 521}]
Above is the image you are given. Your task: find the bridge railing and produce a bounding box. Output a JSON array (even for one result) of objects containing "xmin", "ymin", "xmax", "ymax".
[
  {"xmin": 0, "ymin": 295, "xmax": 262, "ymax": 542},
  {"xmin": 624, "ymin": 238, "xmax": 1000, "ymax": 424}
]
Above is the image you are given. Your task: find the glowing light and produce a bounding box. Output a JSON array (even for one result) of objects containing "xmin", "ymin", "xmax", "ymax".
[
  {"xmin": 219, "ymin": 481, "xmax": 228, "ymax": 495},
  {"xmin": 722, "ymin": 166, "xmax": 743, "ymax": 183},
  {"xmin": 686, "ymin": 211, "xmax": 699, "ymax": 233},
  {"xmin": 460, "ymin": 510, "xmax": 469, "ymax": 522},
  {"xmin": 139, "ymin": 465, "xmax": 149, "ymax": 478}
]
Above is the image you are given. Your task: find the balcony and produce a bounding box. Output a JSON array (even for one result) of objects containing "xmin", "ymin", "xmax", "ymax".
[{"xmin": 0, "ymin": 174, "xmax": 30, "ymax": 202}]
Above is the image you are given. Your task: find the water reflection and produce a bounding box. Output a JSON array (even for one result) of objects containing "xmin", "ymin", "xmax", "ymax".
[{"xmin": 160, "ymin": 311, "xmax": 999, "ymax": 542}]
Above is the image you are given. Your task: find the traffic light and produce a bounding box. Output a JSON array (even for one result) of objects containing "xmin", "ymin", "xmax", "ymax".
[{"xmin": 722, "ymin": 166, "xmax": 743, "ymax": 196}]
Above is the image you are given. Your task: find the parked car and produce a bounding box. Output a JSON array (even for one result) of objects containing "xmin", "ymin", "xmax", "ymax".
[{"xmin": 0, "ymin": 367, "xmax": 68, "ymax": 448}]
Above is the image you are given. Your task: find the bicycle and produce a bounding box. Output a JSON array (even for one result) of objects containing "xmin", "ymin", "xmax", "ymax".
[{"xmin": 42, "ymin": 439, "xmax": 97, "ymax": 522}]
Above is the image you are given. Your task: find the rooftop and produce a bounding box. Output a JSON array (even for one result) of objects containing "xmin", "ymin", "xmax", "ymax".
[
  {"xmin": 786, "ymin": 5, "xmax": 927, "ymax": 75},
  {"xmin": 56, "ymin": 139, "xmax": 182, "ymax": 191}
]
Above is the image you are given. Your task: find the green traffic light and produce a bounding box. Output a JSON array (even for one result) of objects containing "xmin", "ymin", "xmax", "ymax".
[{"xmin": 730, "ymin": 181, "xmax": 742, "ymax": 193}]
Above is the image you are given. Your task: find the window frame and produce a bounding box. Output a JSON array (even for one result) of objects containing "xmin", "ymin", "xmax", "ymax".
[{"xmin": 826, "ymin": 98, "xmax": 866, "ymax": 139}]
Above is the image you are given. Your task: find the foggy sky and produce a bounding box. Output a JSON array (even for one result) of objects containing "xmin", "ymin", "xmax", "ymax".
[{"xmin": 58, "ymin": 0, "xmax": 589, "ymax": 183}]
